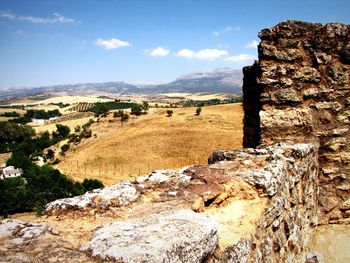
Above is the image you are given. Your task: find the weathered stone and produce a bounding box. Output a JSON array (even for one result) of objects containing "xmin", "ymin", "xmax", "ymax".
[
  {"xmin": 336, "ymin": 183, "xmax": 350, "ymax": 191},
  {"xmin": 332, "ymin": 128, "xmax": 349, "ymax": 136},
  {"xmin": 329, "ymin": 65, "xmax": 349, "ymax": 85},
  {"xmin": 318, "ymin": 195, "xmax": 339, "ymax": 213},
  {"xmin": 294, "ymin": 67, "xmax": 321, "ymax": 82},
  {"xmin": 324, "ymin": 137, "xmax": 347, "ymax": 152},
  {"xmin": 82, "ymin": 209, "xmax": 218, "ymax": 262},
  {"xmin": 45, "ymin": 180, "xmax": 140, "ymax": 215},
  {"xmin": 273, "ymin": 88, "xmax": 301, "ymax": 104},
  {"xmin": 325, "ymin": 23, "xmax": 348, "ymax": 37},
  {"xmin": 313, "ymin": 52, "xmax": 332, "ymax": 65},
  {"xmin": 339, "ymin": 199, "xmax": 350, "ymax": 211},
  {"xmin": 220, "ymin": 238, "xmax": 250, "ymax": 263},
  {"xmin": 0, "ymin": 219, "xmax": 91, "ymax": 262},
  {"xmin": 260, "ymin": 43, "xmax": 303, "ymax": 61},
  {"xmin": 337, "ymin": 110, "xmax": 350, "ymax": 123},
  {"xmin": 260, "ymin": 108, "xmax": 313, "ymax": 129},
  {"xmin": 303, "ymin": 87, "xmax": 334, "ymax": 98},
  {"xmin": 305, "ymin": 251, "xmax": 325, "ymax": 263},
  {"xmin": 310, "ymin": 101, "xmax": 342, "ymax": 112}
]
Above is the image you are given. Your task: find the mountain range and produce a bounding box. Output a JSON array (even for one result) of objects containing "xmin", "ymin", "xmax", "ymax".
[{"xmin": 0, "ymin": 68, "xmax": 243, "ymax": 99}]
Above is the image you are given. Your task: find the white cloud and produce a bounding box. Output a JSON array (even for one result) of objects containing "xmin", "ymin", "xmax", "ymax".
[
  {"xmin": 145, "ymin": 47, "xmax": 170, "ymax": 57},
  {"xmin": 225, "ymin": 54, "xmax": 256, "ymax": 62},
  {"xmin": 176, "ymin": 49, "xmax": 195, "ymax": 58},
  {"xmin": 0, "ymin": 11, "xmax": 75, "ymax": 24},
  {"xmin": 0, "ymin": 11, "xmax": 16, "ymax": 20},
  {"xmin": 195, "ymin": 49, "xmax": 228, "ymax": 60},
  {"xmin": 245, "ymin": 40, "xmax": 259, "ymax": 49},
  {"xmin": 177, "ymin": 48, "xmax": 228, "ymax": 60},
  {"xmin": 95, "ymin": 38, "xmax": 130, "ymax": 50},
  {"xmin": 212, "ymin": 26, "xmax": 240, "ymax": 36}
]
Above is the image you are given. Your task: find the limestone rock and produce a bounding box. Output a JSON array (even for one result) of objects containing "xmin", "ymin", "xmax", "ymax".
[
  {"xmin": 310, "ymin": 101, "xmax": 342, "ymax": 112},
  {"xmin": 260, "ymin": 108, "xmax": 313, "ymax": 129},
  {"xmin": 305, "ymin": 252, "xmax": 325, "ymax": 263},
  {"xmin": 337, "ymin": 110, "xmax": 350, "ymax": 124},
  {"xmin": 45, "ymin": 180, "xmax": 140, "ymax": 215},
  {"xmin": 294, "ymin": 67, "xmax": 321, "ymax": 82},
  {"xmin": 324, "ymin": 137, "xmax": 347, "ymax": 152},
  {"xmin": 82, "ymin": 209, "xmax": 218, "ymax": 262},
  {"xmin": 0, "ymin": 219, "xmax": 91, "ymax": 262}
]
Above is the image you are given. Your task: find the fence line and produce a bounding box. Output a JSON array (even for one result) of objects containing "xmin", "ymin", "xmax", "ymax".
[{"xmin": 59, "ymin": 157, "xmax": 204, "ymax": 185}]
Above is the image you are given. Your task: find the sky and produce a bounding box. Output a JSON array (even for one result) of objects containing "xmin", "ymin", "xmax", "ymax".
[{"xmin": 0, "ymin": 0, "xmax": 349, "ymax": 89}]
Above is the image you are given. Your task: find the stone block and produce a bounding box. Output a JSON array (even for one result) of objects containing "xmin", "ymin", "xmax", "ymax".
[{"xmin": 82, "ymin": 209, "xmax": 218, "ymax": 262}]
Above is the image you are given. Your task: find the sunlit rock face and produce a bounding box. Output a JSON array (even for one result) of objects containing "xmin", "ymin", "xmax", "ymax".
[{"xmin": 243, "ymin": 20, "xmax": 350, "ymax": 224}]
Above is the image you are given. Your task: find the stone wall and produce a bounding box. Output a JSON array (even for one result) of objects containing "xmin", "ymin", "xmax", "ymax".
[
  {"xmin": 208, "ymin": 143, "xmax": 318, "ymax": 262},
  {"xmin": 243, "ymin": 20, "xmax": 350, "ymax": 223}
]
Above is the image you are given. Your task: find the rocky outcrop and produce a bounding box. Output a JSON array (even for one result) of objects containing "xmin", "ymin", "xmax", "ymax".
[
  {"xmin": 83, "ymin": 209, "xmax": 218, "ymax": 262},
  {"xmin": 43, "ymin": 142, "xmax": 318, "ymax": 262},
  {"xmin": 0, "ymin": 219, "xmax": 91, "ymax": 262},
  {"xmin": 45, "ymin": 180, "xmax": 140, "ymax": 215},
  {"xmin": 243, "ymin": 20, "xmax": 350, "ymax": 223}
]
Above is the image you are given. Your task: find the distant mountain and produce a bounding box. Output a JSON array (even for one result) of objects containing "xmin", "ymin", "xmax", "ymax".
[
  {"xmin": 147, "ymin": 68, "xmax": 242, "ymax": 94},
  {"xmin": 0, "ymin": 68, "xmax": 243, "ymax": 99}
]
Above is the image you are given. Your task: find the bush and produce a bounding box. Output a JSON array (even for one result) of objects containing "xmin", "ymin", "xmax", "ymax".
[
  {"xmin": 131, "ymin": 104, "xmax": 142, "ymax": 116},
  {"xmin": 74, "ymin": 125, "xmax": 81, "ymax": 133},
  {"xmin": 166, "ymin": 110, "xmax": 173, "ymax": 117},
  {"xmin": 0, "ymin": 111, "xmax": 20, "ymax": 118},
  {"xmin": 53, "ymin": 124, "xmax": 70, "ymax": 139},
  {"xmin": 195, "ymin": 107, "xmax": 202, "ymax": 116},
  {"xmin": 60, "ymin": 144, "xmax": 70, "ymax": 153},
  {"xmin": 82, "ymin": 178, "xmax": 104, "ymax": 191},
  {"xmin": 46, "ymin": 149, "xmax": 55, "ymax": 160}
]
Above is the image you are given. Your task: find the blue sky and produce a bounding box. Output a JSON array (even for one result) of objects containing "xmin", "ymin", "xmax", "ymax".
[{"xmin": 0, "ymin": 0, "xmax": 349, "ymax": 89}]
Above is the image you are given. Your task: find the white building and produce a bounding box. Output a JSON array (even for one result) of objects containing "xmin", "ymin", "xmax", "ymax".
[
  {"xmin": 0, "ymin": 166, "xmax": 23, "ymax": 180},
  {"xmin": 32, "ymin": 119, "xmax": 45, "ymax": 125}
]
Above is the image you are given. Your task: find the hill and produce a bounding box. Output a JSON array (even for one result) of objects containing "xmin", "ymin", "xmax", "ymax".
[
  {"xmin": 55, "ymin": 103, "xmax": 243, "ymax": 185},
  {"xmin": 0, "ymin": 68, "xmax": 242, "ymax": 99}
]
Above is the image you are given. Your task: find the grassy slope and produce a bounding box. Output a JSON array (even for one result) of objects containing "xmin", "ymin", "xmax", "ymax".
[{"xmin": 56, "ymin": 103, "xmax": 243, "ymax": 185}]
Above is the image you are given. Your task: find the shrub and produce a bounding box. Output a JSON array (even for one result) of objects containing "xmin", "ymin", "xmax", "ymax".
[
  {"xmin": 131, "ymin": 104, "xmax": 142, "ymax": 116},
  {"xmin": 82, "ymin": 178, "xmax": 104, "ymax": 191},
  {"xmin": 60, "ymin": 144, "xmax": 70, "ymax": 153},
  {"xmin": 166, "ymin": 110, "xmax": 173, "ymax": 117},
  {"xmin": 195, "ymin": 107, "xmax": 202, "ymax": 116}
]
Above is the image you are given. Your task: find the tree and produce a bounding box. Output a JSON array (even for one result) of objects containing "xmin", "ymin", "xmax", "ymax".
[
  {"xmin": 166, "ymin": 110, "xmax": 173, "ymax": 117},
  {"xmin": 54, "ymin": 124, "xmax": 70, "ymax": 139},
  {"xmin": 74, "ymin": 125, "xmax": 81, "ymax": 133},
  {"xmin": 142, "ymin": 101, "xmax": 149, "ymax": 113},
  {"xmin": 196, "ymin": 107, "xmax": 202, "ymax": 116},
  {"xmin": 131, "ymin": 104, "xmax": 142, "ymax": 116},
  {"xmin": 60, "ymin": 144, "xmax": 70, "ymax": 153},
  {"xmin": 121, "ymin": 113, "xmax": 129, "ymax": 122},
  {"xmin": 46, "ymin": 149, "xmax": 55, "ymax": 160}
]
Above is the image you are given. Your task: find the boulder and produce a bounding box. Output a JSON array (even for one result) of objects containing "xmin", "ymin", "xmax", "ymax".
[{"xmin": 82, "ymin": 209, "xmax": 218, "ymax": 262}]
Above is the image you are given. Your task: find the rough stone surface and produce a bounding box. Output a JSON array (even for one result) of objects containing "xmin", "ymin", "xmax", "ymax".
[
  {"xmin": 45, "ymin": 180, "xmax": 140, "ymax": 215},
  {"xmin": 0, "ymin": 219, "xmax": 91, "ymax": 262},
  {"xmin": 82, "ymin": 209, "xmax": 218, "ymax": 262},
  {"xmin": 243, "ymin": 20, "xmax": 350, "ymax": 223}
]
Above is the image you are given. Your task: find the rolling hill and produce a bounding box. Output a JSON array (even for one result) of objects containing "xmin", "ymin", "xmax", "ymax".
[{"xmin": 0, "ymin": 68, "xmax": 243, "ymax": 99}]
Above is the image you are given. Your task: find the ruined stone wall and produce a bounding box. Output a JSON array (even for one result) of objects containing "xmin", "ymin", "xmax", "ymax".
[
  {"xmin": 243, "ymin": 20, "xmax": 350, "ymax": 223},
  {"xmin": 209, "ymin": 143, "xmax": 318, "ymax": 262}
]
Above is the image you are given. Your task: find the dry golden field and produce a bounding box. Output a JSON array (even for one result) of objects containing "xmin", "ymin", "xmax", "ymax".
[
  {"xmin": 159, "ymin": 92, "xmax": 233, "ymax": 100},
  {"xmin": 55, "ymin": 103, "xmax": 243, "ymax": 185},
  {"xmin": 9, "ymin": 95, "xmax": 114, "ymax": 106}
]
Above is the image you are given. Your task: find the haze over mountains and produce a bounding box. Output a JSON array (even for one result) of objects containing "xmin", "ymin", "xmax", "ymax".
[{"xmin": 0, "ymin": 68, "xmax": 243, "ymax": 99}]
